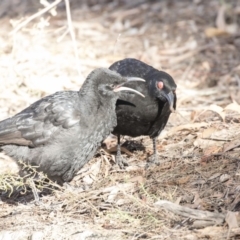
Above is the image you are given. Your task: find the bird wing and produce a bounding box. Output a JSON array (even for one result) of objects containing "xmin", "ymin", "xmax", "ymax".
[
  {"xmin": 0, "ymin": 91, "xmax": 81, "ymax": 147},
  {"xmin": 148, "ymin": 100, "xmax": 172, "ymax": 138}
]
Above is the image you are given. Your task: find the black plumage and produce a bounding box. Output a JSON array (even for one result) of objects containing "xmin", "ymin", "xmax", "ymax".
[
  {"xmin": 0, "ymin": 68, "xmax": 144, "ymax": 184},
  {"xmin": 109, "ymin": 58, "xmax": 177, "ymax": 166}
]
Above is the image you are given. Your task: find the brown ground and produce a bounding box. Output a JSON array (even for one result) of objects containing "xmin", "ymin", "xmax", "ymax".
[{"xmin": 1, "ymin": 0, "xmax": 240, "ymax": 239}]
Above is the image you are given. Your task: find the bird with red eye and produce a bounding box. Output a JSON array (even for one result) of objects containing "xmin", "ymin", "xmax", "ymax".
[{"xmin": 109, "ymin": 58, "xmax": 177, "ymax": 168}]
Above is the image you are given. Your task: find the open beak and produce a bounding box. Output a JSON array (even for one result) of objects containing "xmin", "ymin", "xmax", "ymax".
[
  {"xmin": 163, "ymin": 91, "xmax": 175, "ymax": 112},
  {"xmin": 113, "ymin": 86, "xmax": 145, "ymax": 98},
  {"xmin": 113, "ymin": 77, "xmax": 145, "ymax": 98},
  {"xmin": 126, "ymin": 76, "xmax": 146, "ymax": 82}
]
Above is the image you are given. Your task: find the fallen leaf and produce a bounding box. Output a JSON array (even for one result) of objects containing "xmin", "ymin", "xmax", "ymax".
[
  {"xmin": 207, "ymin": 104, "xmax": 225, "ymax": 121},
  {"xmin": 208, "ymin": 173, "xmax": 221, "ymax": 181},
  {"xmin": 103, "ymin": 183, "xmax": 135, "ymax": 194},
  {"xmin": 83, "ymin": 175, "xmax": 94, "ymax": 185},
  {"xmin": 128, "ymin": 176, "xmax": 145, "ymax": 184},
  {"xmin": 89, "ymin": 160, "xmax": 101, "ymax": 179},
  {"xmin": 219, "ymin": 174, "xmax": 231, "ymax": 183},
  {"xmin": 203, "ymin": 146, "xmax": 221, "ymax": 156},
  {"xmin": 226, "ymin": 211, "xmax": 239, "ymax": 229},
  {"xmin": 115, "ymin": 198, "xmax": 129, "ymax": 205},
  {"xmin": 197, "ymin": 226, "xmax": 225, "ymax": 237},
  {"xmin": 205, "ymin": 27, "xmax": 228, "ymax": 37},
  {"xmin": 200, "ymin": 127, "xmax": 218, "ymax": 138},
  {"xmin": 82, "ymin": 160, "xmax": 102, "ymax": 184},
  {"xmin": 194, "ymin": 138, "xmax": 223, "ymax": 149},
  {"xmin": 192, "ymin": 193, "xmax": 203, "ymax": 209},
  {"xmin": 225, "ymin": 101, "xmax": 240, "ymax": 114},
  {"xmin": 223, "ymin": 139, "xmax": 240, "ymax": 152},
  {"xmin": 106, "ymin": 188, "xmax": 119, "ymax": 203}
]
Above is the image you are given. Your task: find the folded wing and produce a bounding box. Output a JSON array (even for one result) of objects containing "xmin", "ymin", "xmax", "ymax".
[{"xmin": 0, "ymin": 91, "xmax": 81, "ymax": 147}]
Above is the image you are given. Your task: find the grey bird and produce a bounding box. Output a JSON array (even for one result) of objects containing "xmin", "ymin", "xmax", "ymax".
[
  {"xmin": 0, "ymin": 68, "xmax": 145, "ymax": 184},
  {"xmin": 109, "ymin": 58, "xmax": 177, "ymax": 167}
]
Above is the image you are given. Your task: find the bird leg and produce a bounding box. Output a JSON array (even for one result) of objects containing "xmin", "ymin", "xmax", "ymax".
[
  {"xmin": 152, "ymin": 137, "xmax": 158, "ymax": 161},
  {"xmin": 146, "ymin": 137, "xmax": 160, "ymax": 168},
  {"xmin": 115, "ymin": 134, "xmax": 129, "ymax": 168}
]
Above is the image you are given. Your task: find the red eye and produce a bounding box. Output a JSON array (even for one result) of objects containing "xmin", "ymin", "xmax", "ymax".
[{"xmin": 157, "ymin": 81, "xmax": 164, "ymax": 89}]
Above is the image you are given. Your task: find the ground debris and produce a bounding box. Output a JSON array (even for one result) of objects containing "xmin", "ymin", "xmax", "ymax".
[
  {"xmin": 0, "ymin": 0, "xmax": 240, "ymax": 239},
  {"xmin": 154, "ymin": 200, "xmax": 225, "ymax": 228}
]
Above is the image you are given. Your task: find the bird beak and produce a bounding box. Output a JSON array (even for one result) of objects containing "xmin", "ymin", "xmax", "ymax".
[
  {"xmin": 113, "ymin": 85, "xmax": 145, "ymax": 98},
  {"xmin": 163, "ymin": 91, "xmax": 175, "ymax": 112},
  {"xmin": 113, "ymin": 77, "xmax": 145, "ymax": 97},
  {"xmin": 126, "ymin": 77, "xmax": 146, "ymax": 82}
]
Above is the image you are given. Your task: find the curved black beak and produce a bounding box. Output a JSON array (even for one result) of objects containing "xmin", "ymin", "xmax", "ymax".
[
  {"xmin": 163, "ymin": 91, "xmax": 175, "ymax": 112},
  {"xmin": 113, "ymin": 77, "xmax": 145, "ymax": 98}
]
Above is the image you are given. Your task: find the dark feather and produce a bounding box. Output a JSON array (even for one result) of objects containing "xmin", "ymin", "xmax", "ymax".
[{"xmin": 109, "ymin": 58, "xmax": 177, "ymax": 164}]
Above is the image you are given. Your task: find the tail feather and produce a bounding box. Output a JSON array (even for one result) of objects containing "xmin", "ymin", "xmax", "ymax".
[
  {"xmin": 0, "ymin": 117, "xmax": 31, "ymax": 146},
  {"xmin": 0, "ymin": 117, "xmax": 18, "ymax": 137}
]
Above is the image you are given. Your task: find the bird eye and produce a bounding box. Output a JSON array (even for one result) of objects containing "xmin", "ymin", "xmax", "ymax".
[
  {"xmin": 157, "ymin": 81, "xmax": 164, "ymax": 90},
  {"xmin": 110, "ymin": 84, "xmax": 115, "ymax": 88}
]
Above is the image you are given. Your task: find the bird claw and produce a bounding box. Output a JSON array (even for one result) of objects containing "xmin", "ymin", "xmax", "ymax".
[
  {"xmin": 145, "ymin": 154, "xmax": 160, "ymax": 169},
  {"xmin": 115, "ymin": 155, "xmax": 129, "ymax": 169}
]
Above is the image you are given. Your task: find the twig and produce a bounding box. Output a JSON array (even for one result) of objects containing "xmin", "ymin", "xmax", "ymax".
[
  {"xmin": 64, "ymin": 0, "xmax": 84, "ymax": 80},
  {"xmin": 113, "ymin": 33, "xmax": 122, "ymax": 55},
  {"xmin": 154, "ymin": 200, "xmax": 225, "ymax": 228},
  {"xmin": 10, "ymin": 0, "xmax": 62, "ymax": 35},
  {"xmin": 28, "ymin": 178, "xmax": 40, "ymax": 204}
]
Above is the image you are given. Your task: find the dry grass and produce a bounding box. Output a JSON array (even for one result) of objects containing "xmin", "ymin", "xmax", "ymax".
[{"xmin": 1, "ymin": 0, "xmax": 240, "ymax": 239}]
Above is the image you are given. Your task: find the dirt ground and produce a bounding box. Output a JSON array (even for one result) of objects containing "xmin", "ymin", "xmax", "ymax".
[{"xmin": 1, "ymin": 0, "xmax": 240, "ymax": 239}]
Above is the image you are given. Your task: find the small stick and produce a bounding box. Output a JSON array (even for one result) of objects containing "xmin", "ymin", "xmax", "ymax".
[
  {"xmin": 64, "ymin": 0, "xmax": 83, "ymax": 79},
  {"xmin": 10, "ymin": 0, "xmax": 62, "ymax": 35},
  {"xmin": 154, "ymin": 200, "xmax": 225, "ymax": 226}
]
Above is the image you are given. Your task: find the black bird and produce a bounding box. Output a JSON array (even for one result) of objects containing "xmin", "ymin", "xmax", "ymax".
[
  {"xmin": 0, "ymin": 68, "xmax": 145, "ymax": 184},
  {"xmin": 109, "ymin": 58, "xmax": 177, "ymax": 167}
]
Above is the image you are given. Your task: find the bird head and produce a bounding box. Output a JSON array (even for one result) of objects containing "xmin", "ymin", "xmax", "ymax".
[
  {"xmin": 109, "ymin": 58, "xmax": 177, "ymax": 111},
  {"xmin": 81, "ymin": 68, "xmax": 145, "ymax": 99},
  {"xmin": 148, "ymin": 71, "xmax": 177, "ymax": 112}
]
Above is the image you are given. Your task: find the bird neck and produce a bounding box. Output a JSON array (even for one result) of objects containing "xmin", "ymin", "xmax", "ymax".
[
  {"xmin": 78, "ymin": 82, "xmax": 98, "ymax": 101},
  {"xmin": 78, "ymin": 86, "xmax": 117, "ymax": 114}
]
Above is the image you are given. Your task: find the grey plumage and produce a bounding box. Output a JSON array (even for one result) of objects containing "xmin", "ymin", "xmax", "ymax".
[{"xmin": 0, "ymin": 68, "xmax": 144, "ymax": 184}]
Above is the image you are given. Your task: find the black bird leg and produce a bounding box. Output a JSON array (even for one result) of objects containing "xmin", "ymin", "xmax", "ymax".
[
  {"xmin": 116, "ymin": 134, "xmax": 121, "ymax": 160},
  {"xmin": 115, "ymin": 134, "xmax": 128, "ymax": 168},
  {"xmin": 152, "ymin": 137, "xmax": 158, "ymax": 161},
  {"xmin": 146, "ymin": 137, "xmax": 160, "ymax": 168}
]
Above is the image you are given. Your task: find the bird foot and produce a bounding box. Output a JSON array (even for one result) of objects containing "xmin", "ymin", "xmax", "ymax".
[
  {"xmin": 145, "ymin": 154, "xmax": 160, "ymax": 169},
  {"xmin": 115, "ymin": 154, "xmax": 129, "ymax": 169}
]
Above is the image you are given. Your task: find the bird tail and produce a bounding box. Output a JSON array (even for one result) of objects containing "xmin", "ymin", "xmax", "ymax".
[
  {"xmin": 0, "ymin": 117, "xmax": 17, "ymax": 135},
  {"xmin": 0, "ymin": 117, "xmax": 19, "ymax": 144}
]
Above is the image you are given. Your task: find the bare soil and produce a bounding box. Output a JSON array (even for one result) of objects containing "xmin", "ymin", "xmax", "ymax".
[{"xmin": 1, "ymin": 0, "xmax": 240, "ymax": 239}]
